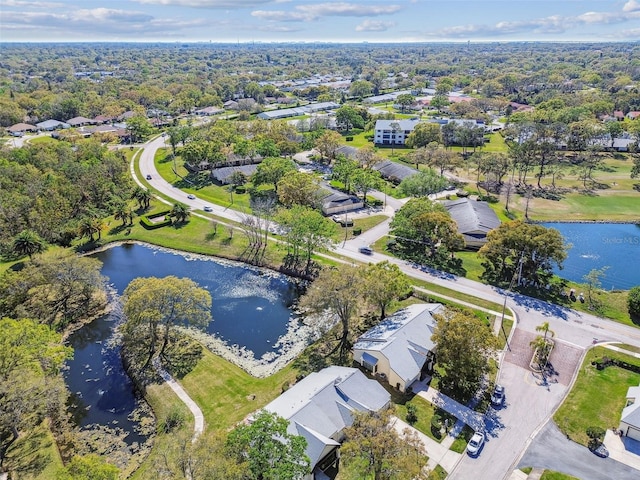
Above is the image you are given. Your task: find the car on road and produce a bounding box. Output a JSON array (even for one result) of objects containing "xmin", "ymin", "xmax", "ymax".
[
  {"xmin": 359, "ymin": 246, "xmax": 373, "ymax": 255},
  {"xmin": 187, "ymin": 194, "xmax": 196, "ymax": 200},
  {"xmin": 592, "ymin": 443, "xmax": 609, "ymax": 458},
  {"xmin": 466, "ymin": 431, "xmax": 485, "ymax": 456},
  {"xmin": 491, "ymin": 384, "xmax": 505, "ymax": 407},
  {"xmin": 203, "ymin": 205, "xmax": 213, "ymax": 212},
  {"xmin": 146, "ymin": 174, "xmax": 152, "ymax": 180}
]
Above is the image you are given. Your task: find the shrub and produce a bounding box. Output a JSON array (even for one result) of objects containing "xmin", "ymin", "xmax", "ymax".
[
  {"xmin": 406, "ymin": 403, "xmax": 418, "ymax": 425},
  {"xmin": 235, "ymin": 186, "xmax": 246, "ymax": 194},
  {"xmin": 586, "ymin": 426, "xmax": 605, "ymax": 449},
  {"xmin": 140, "ymin": 210, "xmax": 171, "ymax": 230},
  {"xmin": 352, "ymin": 227, "xmax": 362, "ymax": 235},
  {"xmin": 628, "ymin": 286, "xmax": 640, "ymax": 318},
  {"xmin": 159, "ymin": 406, "xmax": 185, "ymax": 433},
  {"xmin": 345, "ymin": 136, "xmax": 354, "ymax": 142}
]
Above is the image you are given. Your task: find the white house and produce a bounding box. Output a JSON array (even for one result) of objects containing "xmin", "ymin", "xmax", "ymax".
[
  {"xmin": 263, "ymin": 366, "xmax": 391, "ymax": 480},
  {"xmin": 353, "ymin": 303, "xmax": 444, "ymax": 392},
  {"xmin": 620, "ymin": 382, "xmax": 640, "ymax": 441},
  {"xmin": 373, "ymin": 119, "xmax": 421, "ymax": 146}
]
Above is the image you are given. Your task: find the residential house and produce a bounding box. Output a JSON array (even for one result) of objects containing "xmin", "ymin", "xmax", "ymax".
[
  {"xmin": 442, "ymin": 198, "xmax": 501, "ymax": 248},
  {"xmin": 372, "ymin": 160, "xmax": 418, "ymax": 184},
  {"xmin": 613, "ymin": 111, "xmax": 625, "ymax": 121},
  {"xmin": 195, "ymin": 106, "xmax": 224, "ymax": 116},
  {"xmin": 7, "ymin": 123, "xmax": 37, "ymax": 136},
  {"xmin": 373, "ymin": 119, "xmax": 420, "ymax": 146},
  {"xmin": 210, "ymin": 164, "xmax": 258, "ymax": 185},
  {"xmin": 628, "ymin": 111, "xmax": 640, "ymax": 120},
  {"xmin": 93, "ymin": 115, "xmax": 114, "ymax": 125},
  {"xmin": 353, "ymin": 303, "xmax": 444, "ymax": 392},
  {"xmin": 619, "ymin": 382, "xmax": 640, "ymax": 441},
  {"xmin": 321, "ymin": 192, "xmax": 363, "ymax": 216},
  {"xmin": 118, "ymin": 111, "xmax": 136, "ymax": 121},
  {"xmin": 36, "ymin": 119, "xmax": 70, "ymax": 131},
  {"xmin": 223, "ymin": 100, "xmax": 239, "ymax": 110},
  {"xmin": 66, "ymin": 116, "xmax": 96, "ymax": 127},
  {"xmin": 263, "ymin": 366, "xmax": 391, "ymax": 480}
]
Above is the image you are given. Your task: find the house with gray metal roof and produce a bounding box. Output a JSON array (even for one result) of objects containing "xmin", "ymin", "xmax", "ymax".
[
  {"xmin": 263, "ymin": 366, "xmax": 390, "ymax": 480},
  {"xmin": 373, "ymin": 160, "xmax": 418, "ymax": 184},
  {"xmin": 620, "ymin": 383, "xmax": 640, "ymax": 441},
  {"xmin": 442, "ymin": 198, "xmax": 501, "ymax": 248},
  {"xmin": 321, "ymin": 192, "xmax": 363, "ymax": 216},
  {"xmin": 353, "ymin": 303, "xmax": 444, "ymax": 392},
  {"xmin": 36, "ymin": 119, "xmax": 70, "ymax": 131}
]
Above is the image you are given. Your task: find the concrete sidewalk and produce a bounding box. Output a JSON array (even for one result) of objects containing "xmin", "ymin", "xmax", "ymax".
[
  {"xmin": 412, "ymin": 380, "xmax": 485, "ymax": 435},
  {"xmin": 604, "ymin": 344, "xmax": 640, "ymax": 359},
  {"xmin": 391, "ymin": 416, "xmax": 462, "ymax": 473}
]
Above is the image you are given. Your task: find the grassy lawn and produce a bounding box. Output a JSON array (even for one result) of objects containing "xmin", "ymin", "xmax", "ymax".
[
  {"xmin": 456, "ymin": 250, "xmax": 485, "ymax": 282},
  {"xmin": 4, "ymin": 419, "xmax": 64, "ymax": 480},
  {"xmin": 395, "ymin": 395, "xmax": 447, "ymax": 443},
  {"xmin": 540, "ymin": 470, "xmax": 581, "ymax": 480},
  {"xmin": 331, "ymin": 214, "xmax": 389, "ymax": 243},
  {"xmin": 178, "ymin": 347, "xmax": 298, "ymax": 430},
  {"xmin": 429, "ymin": 464, "xmax": 448, "ymax": 479},
  {"xmin": 154, "ymin": 148, "xmax": 253, "ymax": 211},
  {"xmin": 554, "ymin": 346, "xmax": 640, "ymax": 446},
  {"xmin": 449, "ymin": 425, "xmax": 474, "ymax": 453}
]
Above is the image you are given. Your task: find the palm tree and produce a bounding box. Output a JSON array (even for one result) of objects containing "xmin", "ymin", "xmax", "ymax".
[
  {"xmin": 535, "ymin": 322, "xmax": 555, "ymax": 342},
  {"xmin": 12, "ymin": 230, "xmax": 46, "ymax": 259},
  {"xmin": 170, "ymin": 203, "xmax": 190, "ymax": 224},
  {"xmin": 132, "ymin": 187, "xmax": 152, "ymax": 209},
  {"xmin": 114, "ymin": 204, "xmax": 132, "ymax": 226},
  {"xmin": 79, "ymin": 216, "xmax": 104, "ymax": 242}
]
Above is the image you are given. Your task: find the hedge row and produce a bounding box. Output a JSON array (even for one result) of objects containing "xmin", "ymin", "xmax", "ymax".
[
  {"xmin": 140, "ymin": 210, "xmax": 172, "ymax": 230},
  {"xmin": 592, "ymin": 356, "xmax": 640, "ymax": 374}
]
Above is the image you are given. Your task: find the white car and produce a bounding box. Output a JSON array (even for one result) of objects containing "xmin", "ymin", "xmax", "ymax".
[
  {"xmin": 203, "ymin": 205, "xmax": 213, "ymax": 212},
  {"xmin": 187, "ymin": 194, "xmax": 196, "ymax": 200},
  {"xmin": 466, "ymin": 431, "xmax": 485, "ymax": 456}
]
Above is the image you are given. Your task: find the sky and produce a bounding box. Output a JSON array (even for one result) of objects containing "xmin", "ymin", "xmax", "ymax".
[{"xmin": 1, "ymin": 0, "xmax": 639, "ymax": 43}]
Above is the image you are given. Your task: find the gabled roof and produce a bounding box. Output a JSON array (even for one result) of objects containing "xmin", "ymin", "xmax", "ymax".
[
  {"xmin": 263, "ymin": 366, "xmax": 390, "ymax": 469},
  {"xmin": 67, "ymin": 116, "xmax": 95, "ymax": 126},
  {"xmin": 322, "ymin": 192, "xmax": 363, "ymax": 209},
  {"xmin": 36, "ymin": 119, "xmax": 70, "ymax": 129},
  {"xmin": 7, "ymin": 123, "xmax": 36, "ymax": 132},
  {"xmin": 354, "ymin": 304, "xmax": 443, "ymax": 383},
  {"xmin": 373, "ymin": 160, "xmax": 418, "ymax": 182},
  {"xmin": 622, "ymin": 384, "xmax": 640, "ymax": 428},
  {"xmin": 443, "ymin": 198, "xmax": 500, "ymax": 235}
]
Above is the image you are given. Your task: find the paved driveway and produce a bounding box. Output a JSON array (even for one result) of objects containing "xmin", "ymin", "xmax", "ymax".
[{"xmin": 519, "ymin": 421, "xmax": 640, "ymax": 480}]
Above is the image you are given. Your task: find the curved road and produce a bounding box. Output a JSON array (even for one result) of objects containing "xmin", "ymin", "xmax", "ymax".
[{"xmin": 136, "ymin": 135, "xmax": 640, "ymax": 480}]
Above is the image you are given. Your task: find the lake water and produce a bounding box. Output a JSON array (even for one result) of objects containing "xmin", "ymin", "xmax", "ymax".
[
  {"xmin": 64, "ymin": 242, "xmax": 303, "ymax": 445},
  {"xmin": 542, "ymin": 223, "xmax": 640, "ymax": 290}
]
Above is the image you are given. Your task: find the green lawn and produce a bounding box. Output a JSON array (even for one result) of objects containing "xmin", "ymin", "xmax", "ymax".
[
  {"xmin": 554, "ymin": 347, "xmax": 640, "ymax": 446},
  {"xmin": 4, "ymin": 419, "xmax": 64, "ymax": 480},
  {"xmin": 449, "ymin": 425, "xmax": 474, "ymax": 453},
  {"xmin": 540, "ymin": 470, "xmax": 580, "ymax": 480},
  {"xmin": 154, "ymin": 148, "xmax": 253, "ymax": 211},
  {"xmin": 331, "ymin": 214, "xmax": 389, "ymax": 243},
  {"xmin": 395, "ymin": 395, "xmax": 448, "ymax": 443}
]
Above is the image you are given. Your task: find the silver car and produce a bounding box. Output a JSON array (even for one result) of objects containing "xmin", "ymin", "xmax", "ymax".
[{"xmin": 467, "ymin": 431, "xmax": 485, "ymax": 456}]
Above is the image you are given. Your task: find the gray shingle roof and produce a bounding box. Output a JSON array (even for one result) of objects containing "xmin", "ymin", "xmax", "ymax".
[
  {"xmin": 373, "ymin": 160, "xmax": 418, "ymax": 182},
  {"xmin": 443, "ymin": 198, "xmax": 500, "ymax": 235},
  {"xmin": 353, "ymin": 304, "xmax": 443, "ymax": 383},
  {"xmin": 622, "ymin": 385, "xmax": 640, "ymax": 428},
  {"xmin": 210, "ymin": 164, "xmax": 258, "ymax": 184},
  {"xmin": 263, "ymin": 366, "xmax": 390, "ymax": 470}
]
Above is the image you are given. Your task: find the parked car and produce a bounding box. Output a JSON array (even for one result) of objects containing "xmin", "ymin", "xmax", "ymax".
[
  {"xmin": 491, "ymin": 384, "xmax": 505, "ymax": 407},
  {"xmin": 359, "ymin": 246, "xmax": 373, "ymax": 255},
  {"xmin": 146, "ymin": 174, "xmax": 152, "ymax": 180},
  {"xmin": 187, "ymin": 194, "xmax": 196, "ymax": 200},
  {"xmin": 203, "ymin": 205, "xmax": 213, "ymax": 212},
  {"xmin": 592, "ymin": 443, "xmax": 609, "ymax": 458},
  {"xmin": 466, "ymin": 431, "xmax": 485, "ymax": 456}
]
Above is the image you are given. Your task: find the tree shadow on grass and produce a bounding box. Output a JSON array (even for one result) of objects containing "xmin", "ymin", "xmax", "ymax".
[
  {"xmin": 6, "ymin": 428, "xmax": 52, "ymax": 478},
  {"xmin": 108, "ymin": 224, "xmax": 132, "ymax": 236},
  {"xmin": 173, "ymin": 172, "xmax": 213, "ymax": 190}
]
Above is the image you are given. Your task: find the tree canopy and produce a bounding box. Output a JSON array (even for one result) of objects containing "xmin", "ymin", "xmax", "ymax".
[
  {"xmin": 226, "ymin": 410, "xmax": 310, "ymax": 480},
  {"xmin": 432, "ymin": 310, "xmax": 499, "ymax": 401}
]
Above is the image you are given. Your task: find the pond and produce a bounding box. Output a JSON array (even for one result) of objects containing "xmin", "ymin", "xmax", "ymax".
[
  {"xmin": 542, "ymin": 223, "xmax": 640, "ymax": 290},
  {"xmin": 64, "ymin": 242, "xmax": 310, "ymax": 449}
]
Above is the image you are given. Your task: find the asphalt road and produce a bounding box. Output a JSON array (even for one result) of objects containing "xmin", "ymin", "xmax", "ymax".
[
  {"xmin": 519, "ymin": 421, "xmax": 639, "ymax": 480},
  {"xmin": 136, "ymin": 134, "xmax": 640, "ymax": 480}
]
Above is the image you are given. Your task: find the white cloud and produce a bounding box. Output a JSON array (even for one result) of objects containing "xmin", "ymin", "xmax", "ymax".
[
  {"xmin": 427, "ymin": 3, "xmax": 640, "ymax": 39},
  {"xmin": 355, "ymin": 20, "xmax": 395, "ymax": 32},
  {"xmin": 252, "ymin": 2, "xmax": 402, "ymax": 22},
  {"xmin": 2, "ymin": 0, "xmax": 64, "ymax": 7},
  {"xmin": 134, "ymin": 0, "xmax": 273, "ymax": 7}
]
